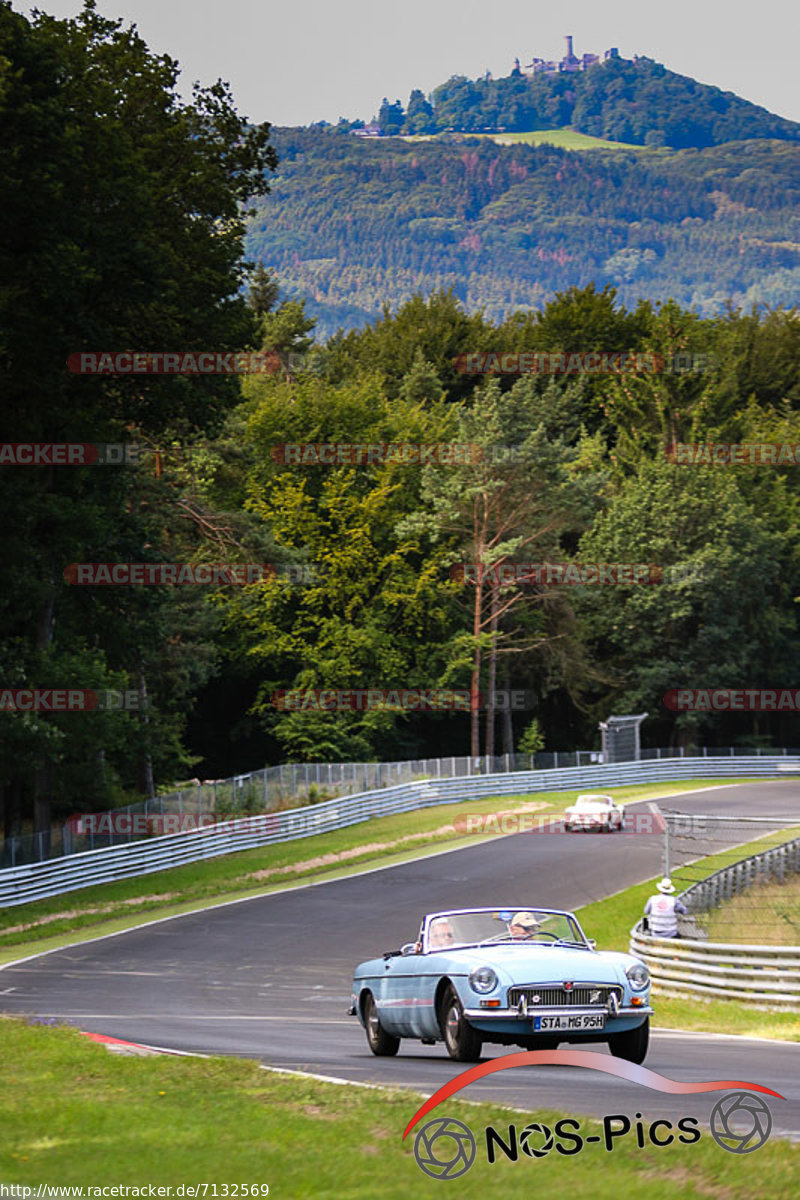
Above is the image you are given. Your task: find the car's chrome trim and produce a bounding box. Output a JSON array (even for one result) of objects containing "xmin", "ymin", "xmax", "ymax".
[
  {"xmin": 464, "ymin": 1004, "xmax": 653, "ymax": 1021},
  {"xmin": 507, "ymin": 982, "xmax": 624, "ymax": 1011}
]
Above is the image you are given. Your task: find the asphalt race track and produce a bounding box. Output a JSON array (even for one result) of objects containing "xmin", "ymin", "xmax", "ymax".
[{"xmin": 3, "ymin": 782, "xmax": 800, "ymax": 1138}]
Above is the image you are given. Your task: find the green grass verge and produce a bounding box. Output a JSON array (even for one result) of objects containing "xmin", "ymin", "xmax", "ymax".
[
  {"xmin": 1, "ymin": 1018, "xmax": 797, "ymax": 1193},
  {"xmin": 703, "ymin": 876, "xmax": 800, "ymax": 946},
  {"xmin": 574, "ymin": 824, "xmax": 800, "ymax": 1041},
  {"xmin": 0, "ymin": 779, "xmax": 739, "ymax": 959}
]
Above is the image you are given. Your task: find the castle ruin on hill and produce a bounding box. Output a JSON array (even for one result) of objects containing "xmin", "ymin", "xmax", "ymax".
[{"xmin": 512, "ymin": 35, "xmax": 621, "ymax": 77}]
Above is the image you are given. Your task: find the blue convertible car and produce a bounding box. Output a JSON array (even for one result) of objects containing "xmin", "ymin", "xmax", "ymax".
[{"xmin": 350, "ymin": 906, "xmax": 652, "ymax": 1063}]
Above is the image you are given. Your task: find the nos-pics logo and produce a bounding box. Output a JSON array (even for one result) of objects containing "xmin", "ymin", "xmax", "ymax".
[{"xmin": 413, "ymin": 1092, "xmax": 773, "ymax": 1179}]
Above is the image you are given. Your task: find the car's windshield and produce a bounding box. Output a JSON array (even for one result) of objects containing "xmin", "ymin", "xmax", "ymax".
[
  {"xmin": 575, "ymin": 796, "xmax": 611, "ymax": 808},
  {"xmin": 425, "ymin": 910, "xmax": 586, "ymax": 950}
]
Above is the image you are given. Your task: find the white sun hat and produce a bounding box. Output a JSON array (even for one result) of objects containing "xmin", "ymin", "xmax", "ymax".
[{"xmin": 511, "ymin": 910, "xmax": 540, "ymax": 928}]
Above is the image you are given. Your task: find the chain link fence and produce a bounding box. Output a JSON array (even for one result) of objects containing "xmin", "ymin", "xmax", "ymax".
[
  {"xmin": 1, "ymin": 751, "xmax": 598, "ymax": 867},
  {"xmin": 2, "ymin": 744, "xmax": 796, "ymax": 868},
  {"xmin": 655, "ymin": 811, "xmax": 800, "ymax": 945},
  {"xmin": 3, "ymin": 756, "xmax": 798, "ymax": 908}
]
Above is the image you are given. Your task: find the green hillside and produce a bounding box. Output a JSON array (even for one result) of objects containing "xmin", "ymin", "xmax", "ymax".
[
  {"xmin": 365, "ymin": 54, "xmax": 800, "ymax": 149},
  {"xmin": 246, "ymin": 129, "xmax": 800, "ymax": 338}
]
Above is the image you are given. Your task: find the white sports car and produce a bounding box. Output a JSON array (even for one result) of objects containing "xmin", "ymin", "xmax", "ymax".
[{"xmin": 565, "ymin": 793, "xmax": 625, "ymax": 832}]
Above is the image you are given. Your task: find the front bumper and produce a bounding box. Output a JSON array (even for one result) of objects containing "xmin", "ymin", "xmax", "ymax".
[
  {"xmin": 464, "ymin": 1004, "xmax": 652, "ymax": 1021},
  {"xmin": 566, "ymin": 816, "xmax": 618, "ymax": 828}
]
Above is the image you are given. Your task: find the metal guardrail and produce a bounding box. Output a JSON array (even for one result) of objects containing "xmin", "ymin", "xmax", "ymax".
[
  {"xmin": 1, "ymin": 750, "xmax": 602, "ymax": 867},
  {"xmin": 1, "ymin": 754, "xmax": 797, "ymax": 909},
  {"xmin": 629, "ymin": 933, "xmax": 800, "ymax": 1009},
  {"xmin": 4, "ymin": 744, "xmax": 796, "ymax": 867},
  {"xmin": 630, "ymin": 834, "xmax": 800, "ymax": 1011}
]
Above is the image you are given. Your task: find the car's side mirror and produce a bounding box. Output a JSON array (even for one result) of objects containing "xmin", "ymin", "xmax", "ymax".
[
  {"xmin": 400, "ymin": 942, "xmax": 419, "ymax": 956},
  {"xmin": 587, "ymin": 939, "xmax": 597, "ymax": 949}
]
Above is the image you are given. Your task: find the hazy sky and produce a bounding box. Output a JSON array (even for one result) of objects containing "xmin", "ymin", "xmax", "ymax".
[{"xmin": 20, "ymin": 0, "xmax": 800, "ymax": 127}]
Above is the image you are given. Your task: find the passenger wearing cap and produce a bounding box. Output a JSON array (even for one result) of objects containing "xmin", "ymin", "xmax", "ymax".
[
  {"xmin": 643, "ymin": 878, "xmax": 687, "ymax": 938},
  {"xmin": 509, "ymin": 911, "xmax": 540, "ymax": 940}
]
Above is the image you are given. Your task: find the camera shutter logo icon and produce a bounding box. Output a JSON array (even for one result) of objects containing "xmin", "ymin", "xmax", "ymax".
[
  {"xmin": 710, "ymin": 1091, "xmax": 772, "ymax": 1153},
  {"xmin": 413, "ymin": 1116, "xmax": 476, "ymax": 1179}
]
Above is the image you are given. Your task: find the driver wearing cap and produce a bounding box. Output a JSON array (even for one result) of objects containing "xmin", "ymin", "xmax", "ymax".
[{"xmin": 509, "ymin": 910, "xmax": 540, "ymax": 940}]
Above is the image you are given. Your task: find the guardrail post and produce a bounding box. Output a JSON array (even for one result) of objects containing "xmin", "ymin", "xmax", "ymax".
[{"xmin": 663, "ymin": 820, "xmax": 670, "ymax": 878}]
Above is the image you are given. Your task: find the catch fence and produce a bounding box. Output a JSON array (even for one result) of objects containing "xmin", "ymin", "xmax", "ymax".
[
  {"xmin": 1, "ymin": 753, "xmax": 797, "ymax": 908},
  {"xmin": 3, "ymin": 743, "xmax": 795, "ymax": 868},
  {"xmin": 631, "ymin": 815, "xmax": 800, "ymax": 1009}
]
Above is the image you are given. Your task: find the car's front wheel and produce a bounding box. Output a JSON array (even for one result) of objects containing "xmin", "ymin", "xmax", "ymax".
[
  {"xmin": 363, "ymin": 991, "xmax": 400, "ymax": 1056},
  {"xmin": 440, "ymin": 985, "xmax": 483, "ymax": 1062},
  {"xmin": 608, "ymin": 1017, "xmax": 649, "ymax": 1064}
]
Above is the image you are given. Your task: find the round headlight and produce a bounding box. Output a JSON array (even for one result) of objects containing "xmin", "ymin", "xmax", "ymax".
[
  {"xmin": 469, "ymin": 966, "xmax": 498, "ymax": 994},
  {"xmin": 626, "ymin": 963, "xmax": 650, "ymax": 991}
]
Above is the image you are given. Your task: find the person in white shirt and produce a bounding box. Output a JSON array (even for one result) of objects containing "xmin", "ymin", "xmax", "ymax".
[{"xmin": 643, "ymin": 878, "xmax": 687, "ymax": 937}]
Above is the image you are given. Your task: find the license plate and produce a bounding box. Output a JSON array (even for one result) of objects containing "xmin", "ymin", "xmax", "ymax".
[{"xmin": 533, "ymin": 1013, "xmax": 606, "ymax": 1032}]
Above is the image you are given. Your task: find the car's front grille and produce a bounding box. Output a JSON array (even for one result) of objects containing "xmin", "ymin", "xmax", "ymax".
[{"xmin": 507, "ymin": 984, "xmax": 624, "ymax": 1008}]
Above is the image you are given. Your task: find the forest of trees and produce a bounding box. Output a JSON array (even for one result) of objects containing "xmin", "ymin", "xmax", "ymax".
[
  {"xmin": 2, "ymin": 3, "xmax": 799, "ymax": 842},
  {"xmin": 247, "ymin": 128, "xmax": 800, "ymax": 339},
  {"xmin": 364, "ymin": 55, "xmax": 800, "ymax": 148}
]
